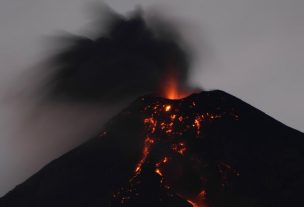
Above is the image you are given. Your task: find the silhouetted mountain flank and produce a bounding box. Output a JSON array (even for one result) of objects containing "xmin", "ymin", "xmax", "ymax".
[{"xmin": 1, "ymin": 90, "xmax": 303, "ymax": 207}]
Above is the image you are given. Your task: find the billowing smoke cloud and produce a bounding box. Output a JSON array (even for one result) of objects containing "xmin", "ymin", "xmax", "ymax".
[
  {"xmin": 47, "ymin": 7, "xmax": 192, "ymax": 102},
  {"xmin": 0, "ymin": 5, "xmax": 197, "ymax": 196}
]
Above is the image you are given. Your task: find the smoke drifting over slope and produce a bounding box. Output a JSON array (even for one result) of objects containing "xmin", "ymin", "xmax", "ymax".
[{"xmin": 48, "ymin": 7, "xmax": 193, "ymax": 102}]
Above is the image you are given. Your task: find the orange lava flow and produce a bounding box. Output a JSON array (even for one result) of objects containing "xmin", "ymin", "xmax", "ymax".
[
  {"xmin": 134, "ymin": 137, "xmax": 155, "ymax": 175},
  {"xmin": 112, "ymin": 96, "xmax": 240, "ymax": 207}
]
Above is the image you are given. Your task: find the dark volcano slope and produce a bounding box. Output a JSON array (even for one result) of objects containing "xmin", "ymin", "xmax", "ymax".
[{"xmin": 1, "ymin": 90, "xmax": 303, "ymax": 207}]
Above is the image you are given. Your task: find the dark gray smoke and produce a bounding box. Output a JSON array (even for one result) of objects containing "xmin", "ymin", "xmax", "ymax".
[{"xmin": 47, "ymin": 7, "xmax": 192, "ymax": 102}]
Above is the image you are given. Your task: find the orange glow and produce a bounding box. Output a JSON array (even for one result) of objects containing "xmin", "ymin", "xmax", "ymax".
[
  {"xmin": 161, "ymin": 71, "xmax": 189, "ymax": 100},
  {"xmin": 155, "ymin": 168, "xmax": 163, "ymax": 176},
  {"xmin": 172, "ymin": 142, "xmax": 187, "ymax": 155},
  {"xmin": 198, "ymin": 190, "xmax": 207, "ymax": 199},
  {"xmin": 113, "ymin": 96, "xmax": 241, "ymax": 206},
  {"xmin": 165, "ymin": 105, "xmax": 172, "ymax": 112},
  {"xmin": 134, "ymin": 137, "xmax": 155, "ymax": 174},
  {"xmin": 162, "ymin": 157, "xmax": 168, "ymax": 163},
  {"xmin": 187, "ymin": 200, "xmax": 200, "ymax": 207}
]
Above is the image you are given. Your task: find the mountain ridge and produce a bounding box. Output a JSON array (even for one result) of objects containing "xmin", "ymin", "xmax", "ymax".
[{"xmin": 1, "ymin": 90, "xmax": 303, "ymax": 207}]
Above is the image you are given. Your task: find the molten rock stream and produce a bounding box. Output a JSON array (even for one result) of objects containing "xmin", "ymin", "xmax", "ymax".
[{"xmin": 112, "ymin": 94, "xmax": 240, "ymax": 207}]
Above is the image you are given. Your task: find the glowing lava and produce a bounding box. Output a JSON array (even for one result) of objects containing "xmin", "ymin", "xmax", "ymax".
[
  {"xmin": 112, "ymin": 94, "xmax": 240, "ymax": 207},
  {"xmin": 160, "ymin": 71, "xmax": 190, "ymax": 100},
  {"xmin": 164, "ymin": 77, "xmax": 187, "ymax": 99}
]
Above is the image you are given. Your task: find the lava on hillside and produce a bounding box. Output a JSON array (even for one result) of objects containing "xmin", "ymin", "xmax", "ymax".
[
  {"xmin": 111, "ymin": 92, "xmax": 240, "ymax": 207},
  {"xmin": 1, "ymin": 90, "xmax": 303, "ymax": 207}
]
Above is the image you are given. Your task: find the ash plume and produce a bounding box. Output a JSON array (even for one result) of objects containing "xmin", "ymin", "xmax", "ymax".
[{"xmin": 47, "ymin": 6, "xmax": 192, "ymax": 102}]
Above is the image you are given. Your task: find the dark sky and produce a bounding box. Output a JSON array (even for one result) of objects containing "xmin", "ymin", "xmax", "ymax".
[{"xmin": 0, "ymin": 0, "xmax": 303, "ymax": 196}]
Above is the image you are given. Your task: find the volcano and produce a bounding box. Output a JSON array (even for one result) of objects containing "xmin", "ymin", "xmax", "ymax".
[{"xmin": 1, "ymin": 90, "xmax": 303, "ymax": 207}]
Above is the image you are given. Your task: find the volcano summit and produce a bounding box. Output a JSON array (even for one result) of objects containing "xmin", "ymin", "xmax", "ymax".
[{"xmin": 1, "ymin": 90, "xmax": 304, "ymax": 207}]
